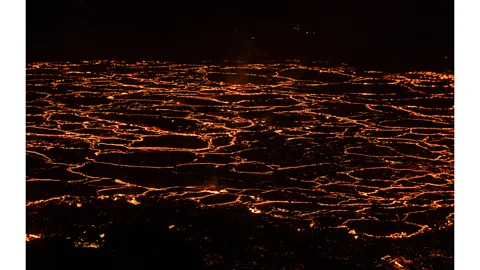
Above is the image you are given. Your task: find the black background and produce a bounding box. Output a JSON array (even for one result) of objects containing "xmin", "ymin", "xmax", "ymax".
[{"xmin": 27, "ymin": 0, "xmax": 453, "ymax": 71}]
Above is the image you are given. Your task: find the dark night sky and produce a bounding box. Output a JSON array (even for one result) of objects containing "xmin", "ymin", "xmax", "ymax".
[{"xmin": 27, "ymin": 0, "xmax": 453, "ymax": 71}]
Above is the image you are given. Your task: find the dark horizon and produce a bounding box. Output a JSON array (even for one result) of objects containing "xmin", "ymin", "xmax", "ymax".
[{"xmin": 27, "ymin": 0, "xmax": 453, "ymax": 72}]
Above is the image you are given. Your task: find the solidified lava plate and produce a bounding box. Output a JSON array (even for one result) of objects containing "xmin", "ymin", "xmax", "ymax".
[{"xmin": 26, "ymin": 61, "xmax": 454, "ymax": 269}]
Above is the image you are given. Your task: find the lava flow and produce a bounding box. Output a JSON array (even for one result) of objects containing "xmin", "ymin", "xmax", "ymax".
[{"xmin": 26, "ymin": 60, "xmax": 453, "ymax": 269}]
